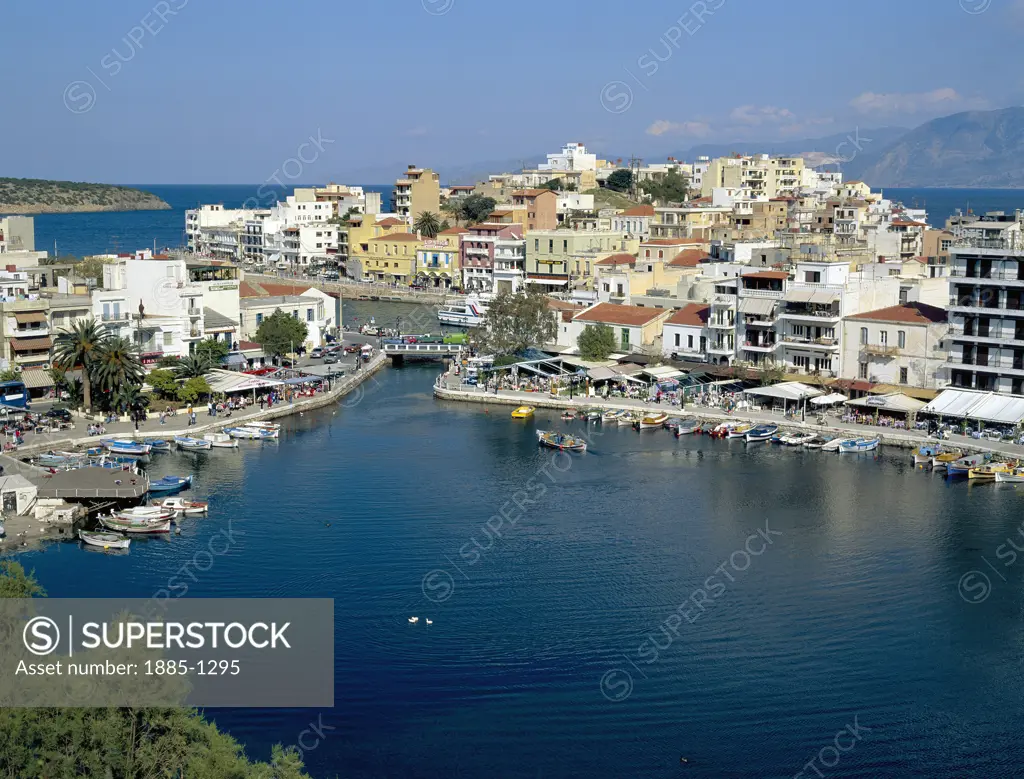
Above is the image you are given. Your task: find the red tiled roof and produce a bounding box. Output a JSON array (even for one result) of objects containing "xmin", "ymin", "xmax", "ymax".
[
  {"xmin": 742, "ymin": 270, "xmax": 789, "ymax": 280},
  {"xmin": 547, "ymin": 299, "xmax": 581, "ymax": 311},
  {"xmin": 240, "ymin": 281, "xmax": 263, "ymax": 297},
  {"xmin": 642, "ymin": 238, "xmax": 692, "ymax": 246},
  {"xmin": 891, "ymin": 219, "xmax": 927, "ymax": 227},
  {"xmin": 377, "ymin": 217, "xmax": 404, "ymax": 227},
  {"xmin": 574, "ymin": 302, "xmax": 667, "ymax": 327},
  {"xmin": 666, "ymin": 303, "xmax": 710, "ymax": 327},
  {"xmin": 438, "ymin": 227, "xmax": 469, "ymax": 235},
  {"xmin": 668, "ymin": 249, "xmax": 707, "ymax": 267},
  {"xmin": 371, "ymin": 233, "xmax": 420, "ymax": 242},
  {"xmin": 596, "ymin": 253, "xmax": 637, "ymax": 266},
  {"xmin": 620, "ymin": 204, "xmax": 655, "ymax": 217},
  {"xmin": 238, "ymin": 340, "xmax": 261, "ymax": 351},
  {"xmin": 512, "ymin": 189, "xmax": 553, "ymax": 197},
  {"xmin": 846, "ymin": 302, "xmax": 947, "ymax": 325}
]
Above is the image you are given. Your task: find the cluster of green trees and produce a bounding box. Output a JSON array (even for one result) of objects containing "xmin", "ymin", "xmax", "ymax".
[
  {"xmin": 470, "ymin": 289, "xmax": 556, "ymax": 356},
  {"xmin": 577, "ymin": 324, "xmax": 617, "ymax": 361},
  {"xmin": 254, "ymin": 310, "xmax": 309, "ymax": 359},
  {"xmin": 603, "ymin": 168, "xmax": 691, "ymax": 205},
  {"xmin": 51, "ymin": 320, "xmax": 146, "ymax": 414},
  {"xmin": 440, "ymin": 194, "xmax": 498, "ymax": 226},
  {"xmin": 0, "ymin": 561, "xmax": 313, "ymax": 778}
]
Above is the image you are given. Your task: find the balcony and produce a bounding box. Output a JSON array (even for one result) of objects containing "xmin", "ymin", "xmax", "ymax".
[
  {"xmin": 780, "ymin": 335, "xmax": 840, "ymax": 350},
  {"xmin": 709, "ymin": 318, "xmax": 735, "ymax": 329},
  {"xmin": 949, "ymin": 268, "xmax": 1024, "ymax": 286},
  {"xmin": 743, "ymin": 316, "xmax": 775, "ymax": 327},
  {"xmin": 860, "ymin": 344, "xmax": 899, "ymax": 358},
  {"xmin": 943, "ymin": 358, "xmax": 1024, "ymax": 377},
  {"xmin": 778, "ymin": 307, "xmax": 841, "ymax": 322},
  {"xmin": 741, "ymin": 289, "xmax": 784, "ymax": 299},
  {"xmin": 949, "ymin": 326, "xmax": 1024, "ymax": 346},
  {"xmin": 743, "ymin": 340, "xmax": 778, "ymax": 352},
  {"xmin": 707, "ymin": 343, "xmax": 733, "ymax": 354}
]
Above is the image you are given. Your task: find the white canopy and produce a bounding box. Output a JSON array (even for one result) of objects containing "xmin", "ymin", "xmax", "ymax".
[
  {"xmin": 206, "ymin": 369, "xmax": 284, "ymax": 394},
  {"xmin": 811, "ymin": 392, "xmax": 848, "ymax": 406},
  {"xmin": 922, "ymin": 389, "xmax": 1024, "ymax": 425},
  {"xmin": 744, "ymin": 381, "xmax": 824, "ymax": 401},
  {"xmin": 846, "ymin": 392, "xmax": 926, "ymax": 414}
]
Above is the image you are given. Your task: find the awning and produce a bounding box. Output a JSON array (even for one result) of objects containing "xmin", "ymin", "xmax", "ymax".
[
  {"xmin": 526, "ymin": 278, "xmax": 568, "ymax": 286},
  {"xmin": 14, "ymin": 312, "xmax": 47, "ymax": 325},
  {"xmin": 738, "ymin": 297, "xmax": 775, "ymax": 316},
  {"xmin": 641, "ymin": 366, "xmax": 684, "ymax": 380},
  {"xmin": 921, "ymin": 389, "xmax": 987, "ymax": 418},
  {"xmin": 205, "ymin": 368, "xmax": 284, "ymax": 394},
  {"xmin": 744, "ymin": 381, "xmax": 824, "ymax": 401},
  {"xmin": 204, "ymin": 307, "xmax": 237, "ymax": 333},
  {"xmin": 10, "ymin": 336, "xmax": 52, "ymax": 351},
  {"xmin": 19, "ymin": 368, "xmax": 54, "ymax": 388},
  {"xmin": 811, "ymin": 392, "xmax": 848, "ymax": 406},
  {"xmin": 846, "ymin": 392, "xmax": 926, "ymax": 414},
  {"xmin": 783, "ymin": 288, "xmax": 815, "ymax": 303},
  {"xmin": 921, "ymin": 389, "xmax": 1024, "ymax": 424}
]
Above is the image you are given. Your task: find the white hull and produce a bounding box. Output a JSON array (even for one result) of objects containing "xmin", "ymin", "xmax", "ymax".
[
  {"xmin": 79, "ymin": 531, "xmax": 130, "ymax": 549},
  {"xmin": 995, "ymin": 471, "xmax": 1024, "ymax": 483},
  {"xmin": 838, "ymin": 439, "xmax": 880, "ymax": 453},
  {"xmin": 821, "ymin": 438, "xmax": 844, "ymax": 451},
  {"xmin": 437, "ymin": 311, "xmax": 485, "ymax": 327}
]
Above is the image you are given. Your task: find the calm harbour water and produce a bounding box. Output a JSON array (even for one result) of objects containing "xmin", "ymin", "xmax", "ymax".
[
  {"xmin": 17, "ymin": 185, "xmax": 1024, "ymax": 259},
  {"xmin": 13, "ymin": 365, "xmax": 1024, "ymax": 778}
]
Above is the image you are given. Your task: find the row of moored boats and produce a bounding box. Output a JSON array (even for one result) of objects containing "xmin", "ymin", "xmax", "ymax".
[{"xmin": 911, "ymin": 444, "xmax": 1024, "ymax": 481}]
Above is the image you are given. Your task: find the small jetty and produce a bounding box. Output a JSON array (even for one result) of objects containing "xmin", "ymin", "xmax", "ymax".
[{"xmin": 36, "ymin": 467, "xmax": 149, "ymax": 501}]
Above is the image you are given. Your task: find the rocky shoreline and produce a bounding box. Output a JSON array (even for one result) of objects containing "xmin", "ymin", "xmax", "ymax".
[{"xmin": 0, "ymin": 202, "xmax": 171, "ymax": 215}]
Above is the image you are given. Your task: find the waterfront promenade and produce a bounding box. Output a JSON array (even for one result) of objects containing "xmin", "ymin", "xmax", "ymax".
[{"xmin": 434, "ymin": 370, "xmax": 1024, "ymax": 460}]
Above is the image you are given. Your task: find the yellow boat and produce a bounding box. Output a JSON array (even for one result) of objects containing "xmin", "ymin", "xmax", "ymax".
[
  {"xmin": 968, "ymin": 462, "xmax": 1015, "ymax": 481},
  {"xmin": 511, "ymin": 406, "xmax": 535, "ymax": 419},
  {"xmin": 932, "ymin": 450, "xmax": 963, "ymax": 469}
]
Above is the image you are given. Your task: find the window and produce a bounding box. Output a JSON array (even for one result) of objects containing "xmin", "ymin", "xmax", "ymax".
[
  {"xmin": 548, "ymin": 240, "xmax": 554, "ymax": 253},
  {"xmin": 534, "ymin": 239, "xmax": 539, "ymax": 251},
  {"xmin": 687, "ymin": 334, "xmax": 694, "ymax": 348},
  {"xmin": 563, "ymin": 240, "xmax": 568, "ymax": 252},
  {"xmin": 621, "ymin": 328, "xmax": 630, "ymax": 348},
  {"xmin": 658, "ymin": 250, "xmax": 664, "ymax": 259},
  {"xmin": 163, "ymin": 332, "xmax": 173, "ymax": 347},
  {"xmin": 307, "ymin": 308, "xmax": 314, "ymax": 322},
  {"xmin": 674, "ymin": 333, "xmax": 680, "ymax": 347},
  {"xmin": 805, "ymin": 271, "xmax": 821, "ymax": 283},
  {"xmin": 256, "ymin": 313, "xmax": 263, "ymax": 326},
  {"xmin": 859, "ymin": 363, "xmax": 868, "ymax": 379},
  {"xmin": 292, "ymin": 310, "xmax": 299, "ymax": 319},
  {"xmin": 860, "ymin": 327, "xmax": 868, "ymax": 345},
  {"xmin": 897, "ymin": 330, "xmax": 906, "ymax": 348},
  {"xmin": 900, "ymin": 367, "xmax": 908, "ymax": 384},
  {"xmin": 880, "ymin": 330, "xmax": 888, "ymax": 345}
]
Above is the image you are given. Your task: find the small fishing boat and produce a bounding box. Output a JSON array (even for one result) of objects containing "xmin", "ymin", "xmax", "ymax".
[
  {"xmin": 932, "ymin": 450, "xmax": 964, "ymax": 469},
  {"xmin": 85, "ymin": 446, "xmax": 104, "ymax": 457},
  {"xmin": 150, "ymin": 496, "xmax": 208, "ymax": 516},
  {"xmin": 106, "ymin": 453, "xmax": 141, "ymax": 465},
  {"xmin": 536, "ymin": 430, "xmax": 587, "ymax": 452},
  {"xmin": 745, "ymin": 424, "xmax": 779, "ymax": 442},
  {"xmin": 968, "ymin": 462, "xmax": 1015, "ymax": 481},
  {"xmin": 34, "ymin": 451, "xmax": 82, "ymax": 467},
  {"xmin": 100, "ymin": 516, "xmax": 172, "ymax": 534},
  {"xmin": 911, "ymin": 444, "xmax": 943, "ymax": 465},
  {"xmin": 203, "ymin": 432, "xmax": 239, "ymax": 449},
  {"xmin": 635, "ymin": 412, "xmax": 669, "ymax": 430},
  {"xmin": 995, "ymin": 467, "xmax": 1024, "ymax": 483},
  {"xmin": 770, "ymin": 432, "xmax": 786, "ymax": 445},
  {"xmin": 821, "ymin": 437, "xmax": 845, "ymax": 452},
  {"xmin": 727, "ymin": 424, "xmax": 753, "ymax": 439},
  {"xmin": 224, "ymin": 426, "xmax": 266, "ymax": 439},
  {"xmin": 709, "ymin": 421, "xmax": 740, "ymax": 439},
  {"xmin": 240, "ymin": 422, "xmax": 281, "ymax": 438},
  {"xmin": 148, "ymin": 475, "xmax": 193, "ymax": 495},
  {"xmin": 602, "ymin": 409, "xmax": 624, "ymax": 422},
  {"xmin": 113, "ymin": 506, "xmax": 175, "ymax": 521},
  {"xmin": 838, "ymin": 438, "xmax": 880, "ymax": 453},
  {"xmin": 147, "ymin": 440, "xmax": 172, "ymax": 452},
  {"xmin": 781, "ymin": 432, "xmax": 816, "ymax": 446},
  {"xmin": 618, "ymin": 413, "xmax": 640, "ymax": 426},
  {"xmin": 79, "ymin": 530, "xmax": 131, "ymax": 550},
  {"xmin": 586, "ymin": 410, "xmax": 602, "ymax": 422},
  {"xmin": 663, "ymin": 417, "xmax": 683, "ymax": 431},
  {"xmin": 803, "ymin": 435, "xmax": 833, "ymax": 449},
  {"xmin": 675, "ymin": 417, "xmax": 701, "ymax": 435},
  {"xmin": 947, "ymin": 453, "xmax": 991, "ymax": 477},
  {"xmin": 175, "ymin": 436, "xmax": 212, "ymax": 451},
  {"xmin": 511, "ymin": 406, "xmax": 535, "ymax": 419},
  {"xmin": 561, "ymin": 410, "xmax": 578, "ymax": 421},
  {"xmin": 102, "ymin": 439, "xmax": 152, "ymax": 456}
]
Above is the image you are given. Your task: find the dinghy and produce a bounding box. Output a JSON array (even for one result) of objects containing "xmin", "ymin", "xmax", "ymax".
[
  {"xmin": 150, "ymin": 496, "xmax": 208, "ymax": 516},
  {"xmin": 203, "ymin": 432, "xmax": 239, "ymax": 449},
  {"xmin": 148, "ymin": 475, "xmax": 193, "ymax": 495},
  {"xmin": 745, "ymin": 424, "xmax": 779, "ymax": 442},
  {"xmin": 635, "ymin": 412, "xmax": 669, "ymax": 430},
  {"xmin": 79, "ymin": 530, "xmax": 131, "ymax": 550},
  {"xmin": 536, "ymin": 430, "xmax": 587, "ymax": 452},
  {"xmin": 102, "ymin": 439, "xmax": 152, "ymax": 456},
  {"xmin": 837, "ymin": 438, "xmax": 880, "ymax": 453},
  {"xmin": 175, "ymin": 436, "xmax": 212, "ymax": 451},
  {"xmin": 511, "ymin": 406, "xmax": 535, "ymax": 419}
]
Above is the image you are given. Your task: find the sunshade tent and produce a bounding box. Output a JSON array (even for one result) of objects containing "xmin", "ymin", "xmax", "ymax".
[
  {"xmin": 743, "ymin": 381, "xmax": 824, "ymax": 402},
  {"xmin": 811, "ymin": 392, "xmax": 848, "ymax": 406},
  {"xmin": 845, "ymin": 392, "xmax": 926, "ymax": 414},
  {"xmin": 922, "ymin": 389, "xmax": 1024, "ymax": 425},
  {"xmin": 205, "ymin": 369, "xmax": 285, "ymax": 394}
]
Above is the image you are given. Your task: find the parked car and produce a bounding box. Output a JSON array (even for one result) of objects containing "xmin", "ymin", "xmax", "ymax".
[
  {"xmin": 45, "ymin": 408, "xmax": 73, "ymax": 423},
  {"xmin": 310, "ymin": 347, "xmax": 324, "ymax": 359},
  {"xmin": 344, "ymin": 344, "xmax": 361, "ymax": 354},
  {"xmin": 324, "ymin": 354, "xmax": 339, "ymax": 364}
]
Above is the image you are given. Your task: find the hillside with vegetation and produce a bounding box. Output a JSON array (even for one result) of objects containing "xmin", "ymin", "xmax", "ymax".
[
  {"xmin": 584, "ymin": 187, "xmax": 642, "ymax": 210},
  {"xmin": 0, "ymin": 178, "xmax": 170, "ymax": 214}
]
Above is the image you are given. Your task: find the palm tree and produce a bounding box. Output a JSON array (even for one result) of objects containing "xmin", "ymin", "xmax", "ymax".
[
  {"xmin": 112, "ymin": 383, "xmax": 149, "ymax": 415},
  {"xmin": 414, "ymin": 211, "xmax": 442, "ymax": 238},
  {"xmin": 53, "ymin": 319, "xmax": 108, "ymax": 411},
  {"xmin": 173, "ymin": 354, "xmax": 213, "ymax": 380},
  {"xmin": 92, "ymin": 337, "xmax": 144, "ymax": 396}
]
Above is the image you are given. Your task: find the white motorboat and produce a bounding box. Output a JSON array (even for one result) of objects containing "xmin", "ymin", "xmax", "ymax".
[
  {"xmin": 203, "ymin": 432, "xmax": 239, "ymax": 449},
  {"xmin": 994, "ymin": 467, "xmax": 1024, "ymax": 483},
  {"xmin": 175, "ymin": 436, "xmax": 213, "ymax": 451},
  {"xmin": 99, "ymin": 512, "xmax": 172, "ymax": 534},
  {"xmin": 113, "ymin": 506, "xmax": 176, "ymax": 522},
  {"xmin": 437, "ymin": 296, "xmax": 488, "ymax": 327},
  {"xmin": 79, "ymin": 530, "xmax": 131, "ymax": 549},
  {"xmin": 821, "ymin": 437, "xmax": 844, "ymax": 452},
  {"xmin": 781, "ymin": 432, "xmax": 816, "ymax": 446},
  {"xmin": 150, "ymin": 497, "xmax": 209, "ymax": 516},
  {"xmin": 837, "ymin": 438, "xmax": 880, "ymax": 453}
]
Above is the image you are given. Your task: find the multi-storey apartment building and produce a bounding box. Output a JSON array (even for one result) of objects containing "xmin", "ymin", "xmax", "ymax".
[
  {"xmin": 525, "ymin": 230, "xmax": 637, "ymax": 293},
  {"xmin": 459, "ymin": 223, "xmax": 523, "ymax": 293},
  {"xmin": 700, "ymin": 155, "xmax": 806, "ymax": 199},
  {"xmin": 413, "ymin": 227, "xmax": 467, "ymax": 289},
  {"xmin": 842, "ymin": 303, "xmax": 948, "ymax": 389},
  {"xmin": 946, "ymin": 233, "xmax": 1024, "ymax": 393},
  {"xmin": 391, "ymin": 166, "xmax": 440, "ymax": 220}
]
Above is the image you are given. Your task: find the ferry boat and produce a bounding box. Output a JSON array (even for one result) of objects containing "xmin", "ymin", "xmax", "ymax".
[{"xmin": 437, "ymin": 296, "xmax": 488, "ymax": 327}]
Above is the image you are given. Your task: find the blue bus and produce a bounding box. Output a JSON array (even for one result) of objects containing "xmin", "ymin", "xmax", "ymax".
[{"xmin": 0, "ymin": 380, "xmax": 30, "ymax": 409}]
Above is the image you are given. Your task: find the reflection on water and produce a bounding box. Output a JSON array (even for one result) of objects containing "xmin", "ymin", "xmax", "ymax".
[{"xmin": 15, "ymin": 366, "xmax": 1024, "ymax": 778}]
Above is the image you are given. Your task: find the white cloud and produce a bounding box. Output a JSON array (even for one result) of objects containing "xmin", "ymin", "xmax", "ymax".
[
  {"xmin": 849, "ymin": 88, "xmax": 985, "ymax": 115},
  {"xmin": 403, "ymin": 126, "xmax": 430, "ymax": 138},
  {"xmin": 645, "ymin": 120, "xmax": 711, "ymax": 137},
  {"xmin": 729, "ymin": 105, "xmax": 796, "ymax": 126}
]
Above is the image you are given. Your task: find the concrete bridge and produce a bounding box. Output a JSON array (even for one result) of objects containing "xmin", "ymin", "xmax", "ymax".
[{"xmin": 382, "ymin": 342, "xmax": 467, "ymax": 364}]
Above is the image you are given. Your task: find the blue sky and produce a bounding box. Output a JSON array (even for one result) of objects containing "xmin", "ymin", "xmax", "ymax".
[{"xmin": 4, "ymin": 0, "xmax": 1022, "ymax": 184}]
